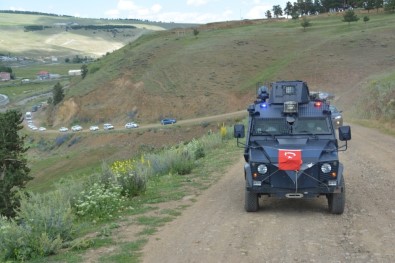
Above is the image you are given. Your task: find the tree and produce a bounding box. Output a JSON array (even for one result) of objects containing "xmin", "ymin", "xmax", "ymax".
[
  {"xmin": 265, "ymin": 10, "xmax": 272, "ymax": 19},
  {"xmin": 364, "ymin": 0, "xmax": 375, "ymax": 12},
  {"xmin": 384, "ymin": 0, "xmax": 395, "ymax": 12},
  {"xmin": 342, "ymin": 10, "xmax": 359, "ymax": 25},
  {"xmin": 374, "ymin": 0, "xmax": 383, "ymax": 12},
  {"xmin": 363, "ymin": 15, "xmax": 370, "ymax": 23},
  {"xmin": 291, "ymin": 10, "xmax": 300, "ymax": 20},
  {"xmin": 81, "ymin": 64, "xmax": 88, "ymax": 79},
  {"xmin": 0, "ymin": 110, "xmax": 31, "ymax": 217},
  {"xmin": 193, "ymin": 28, "xmax": 199, "ymax": 38},
  {"xmin": 272, "ymin": 5, "xmax": 283, "ymax": 18},
  {"xmin": 52, "ymin": 82, "xmax": 64, "ymax": 105},
  {"xmin": 284, "ymin": 1, "xmax": 293, "ymax": 18},
  {"xmin": 301, "ymin": 16, "xmax": 312, "ymax": 31},
  {"xmin": 72, "ymin": 55, "xmax": 82, "ymax": 63}
]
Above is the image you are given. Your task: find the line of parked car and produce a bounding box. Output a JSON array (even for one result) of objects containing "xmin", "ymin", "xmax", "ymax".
[
  {"xmin": 57, "ymin": 118, "xmax": 177, "ymax": 132},
  {"xmin": 59, "ymin": 122, "xmax": 138, "ymax": 132},
  {"xmin": 25, "ymin": 113, "xmax": 46, "ymax": 131},
  {"xmin": 25, "ymin": 113, "xmax": 177, "ymax": 132}
]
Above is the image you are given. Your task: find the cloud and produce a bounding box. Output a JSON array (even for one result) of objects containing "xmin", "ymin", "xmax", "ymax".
[
  {"xmin": 187, "ymin": 0, "xmax": 209, "ymax": 6},
  {"xmin": 117, "ymin": 0, "xmax": 137, "ymax": 11},
  {"xmin": 111, "ymin": 0, "xmax": 162, "ymax": 19},
  {"xmin": 245, "ymin": 4, "xmax": 271, "ymax": 19},
  {"xmin": 151, "ymin": 4, "xmax": 162, "ymax": 13},
  {"xmin": 105, "ymin": 9, "xmax": 120, "ymax": 17},
  {"xmin": 144, "ymin": 8, "xmax": 234, "ymax": 24},
  {"xmin": 8, "ymin": 6, "xmax": 25, "ymax": 11}
]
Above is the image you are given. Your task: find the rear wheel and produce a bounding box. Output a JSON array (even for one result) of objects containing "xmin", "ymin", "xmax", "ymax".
[
  {"xmin": 245, "ymin": 187, "xmax": 259, "ymax": 212},
  {"xmin": 328, "ymin": 176, "xmax": 345, "ymax": 214}
]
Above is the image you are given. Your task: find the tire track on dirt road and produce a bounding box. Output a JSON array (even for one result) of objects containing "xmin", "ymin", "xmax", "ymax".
[{"xmin": 142, "ymin": 123, "xmax": 395, "ymax": 263}]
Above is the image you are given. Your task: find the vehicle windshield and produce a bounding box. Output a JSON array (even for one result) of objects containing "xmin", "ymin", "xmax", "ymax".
[
  {"xmin": 329, "ymin": 105, "xmax": 339, "ymax": 113},
  {"xmin": 252, "ymin": 117, "xmax": 331, "ymax": 136}
]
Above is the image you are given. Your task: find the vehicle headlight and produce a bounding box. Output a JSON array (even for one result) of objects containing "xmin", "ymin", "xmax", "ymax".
[
  {"xmin": 335, "ymin": 116, "xmax": 342, "ymax": 119},
  {"xmin": 257, "ymin": 164, "xmax": 268, "ymax": 174},
  {"xmin": 321, "ymin": 163, "xmax": 332, "ymax": 173}
]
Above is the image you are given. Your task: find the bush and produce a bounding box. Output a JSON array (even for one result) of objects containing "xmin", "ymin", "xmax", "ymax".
[
  {"xmin": 357, "ymin": 79, "xmax": 395, "ymax": 122},
  {"xmin": 0, "ymin": 191, "xmax": 75, "ymax": 261},
  {"xmin": 17, "ymin": 191, "xmax": 75, "ymax": 242},
  {"xmin": 110, "ymin": 160, "xmax": 148, "ymax": 197},
  {"xmin": 171, "ymin": 157, "xmax": 194, "ymax": 175},
  {"xmin": 55, "ymin": 134, "xmax": 72, "ymax": 147},
  {"xmin": 74, "ymin": 182, "xmax": 126, "ymax": 220},
  {"xmin": 116, "ymin": 170, "xmax": 147, "ymax": 197}
]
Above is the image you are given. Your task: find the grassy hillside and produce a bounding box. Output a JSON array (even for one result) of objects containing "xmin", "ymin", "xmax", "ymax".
[
  {"xmin": 52, "ymin": 11, "xmax": 395, "ymax": 127},
  {"xmin": 2, "ymin": 10, "xmax": 394, "ymax": 192},
  {"xmin": 0, "ymin": 12, "xmax": 197, "ymax": 58},
  {"xmin": 1, "ymin": 10, "xmax": 394, "ymax": 262}
]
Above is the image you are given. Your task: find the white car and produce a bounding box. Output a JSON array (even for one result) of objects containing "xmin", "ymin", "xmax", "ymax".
[
  {"xmin": 39, "ymin": 127, "xmax": 46, "ymax": 131},
  {"xmin": 103, "ymin": 123, "xmax": 114, "ymax": 130},
  {"xmin": 59, "ymin": 127, "xmax": 68, "ymax": 132},
  {"xmin": 125, "ymin": 122, "xmax": 139, "ymax": 129},
  {"xmin": 29, "ymin": 125, "xmax": 38, "ymax": 130},
  {"xmin": 71, "ymin": 125, "xmax": 83, "ymax": 132},
  {"xmin": 89, "ymin": 125, "xmax": 99, "ymax": 131}
]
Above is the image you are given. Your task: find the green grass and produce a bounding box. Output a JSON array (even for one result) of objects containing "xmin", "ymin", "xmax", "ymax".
[
  {"xmin": 136, "ymin": 216, "xmax": 174, "ymax": 227},
  {"xmin": 98, "ymin": 239, "xmax": 147, "ymax": 263},
  {"xmin": 136, "ymin": 227, "xmax": 157, "ymax": 236},
  {"xmin": 2, "ymin": 10, "xmax": 394, "ymax": 263}
]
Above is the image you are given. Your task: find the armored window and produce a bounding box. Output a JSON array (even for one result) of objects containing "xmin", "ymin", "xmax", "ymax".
[
  {"xmin": 252, "ymin": 118, "xmax": 289, "ymax": 135},
  {"xmin": 293, "ymin": 117, "xmax": 331, "ymax": 134},
  {"xmin": 283, "ymin": 85, "xmax": 296, "ymax": 95}
]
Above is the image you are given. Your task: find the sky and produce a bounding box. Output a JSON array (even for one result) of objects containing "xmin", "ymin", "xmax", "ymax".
[{"xmin": 0, "ymin": 0, "xmax": 289, "ymax": 24}]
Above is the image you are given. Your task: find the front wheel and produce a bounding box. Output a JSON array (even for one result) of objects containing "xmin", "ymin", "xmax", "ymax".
[
  {"xmin": 328, "ymin": 176, "xmax": 345, "ymax": 214},
  {"xmin": 245, "ymin": 188, "xmax": 259, "ymax": 212}
]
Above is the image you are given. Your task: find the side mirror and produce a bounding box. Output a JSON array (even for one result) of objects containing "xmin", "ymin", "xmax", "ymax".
[
  {"xmin": 338, "ymin": 125, "xmax": 351, "ymax": 141},
  {"xmin": 234, "ymin": 124, "xmax": 245, "ymax": 138}
]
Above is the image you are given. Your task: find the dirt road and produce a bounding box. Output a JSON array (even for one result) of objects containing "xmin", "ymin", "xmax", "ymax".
[{"xmin": 142, "ymin": 123, "xmax": 395, "ymax": 263}]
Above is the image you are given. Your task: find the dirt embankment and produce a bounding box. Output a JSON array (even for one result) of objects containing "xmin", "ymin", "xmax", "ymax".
[{"xmin": 140, "ymin": 123, "xmax": 395, "ymax": 263}]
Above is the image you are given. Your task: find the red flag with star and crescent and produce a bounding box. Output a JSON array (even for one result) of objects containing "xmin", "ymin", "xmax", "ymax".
[{"xmin": 278, "ymin": 149, "xmax": 302, "ymax": 171}]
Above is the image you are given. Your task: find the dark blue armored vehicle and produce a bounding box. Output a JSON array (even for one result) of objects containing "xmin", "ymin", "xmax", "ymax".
[{"xmin": 234, "ymin": 80, "xmax": 351, "ymax": 214}]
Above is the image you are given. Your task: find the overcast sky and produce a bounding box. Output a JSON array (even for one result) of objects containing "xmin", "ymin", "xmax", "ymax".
[{"xmin": 0, "ymin": 0, "xmax": 289, "ymax": 24}]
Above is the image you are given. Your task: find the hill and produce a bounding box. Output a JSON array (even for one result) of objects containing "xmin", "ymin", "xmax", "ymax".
[
  {"xmin": 0, "ymin": 12, "xmax": 198, "ymax": 59},
  {"xmin": 52, "ymin": 11, "xmax": 395, "ymax": 126},
  {"xmin": 2, "ymin": 10, "xmax": 394, "ymax": 192}
]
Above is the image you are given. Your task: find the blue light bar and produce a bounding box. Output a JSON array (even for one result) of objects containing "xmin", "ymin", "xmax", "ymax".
[{"xmin": 260, "ymin": 103, "xmax": 267, "ymax": 109}]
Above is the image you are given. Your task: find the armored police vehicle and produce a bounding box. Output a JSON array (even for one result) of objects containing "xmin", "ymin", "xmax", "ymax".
[{"xmin": 234, "ymin": 80, "xmax": 351, "ymax": 214}]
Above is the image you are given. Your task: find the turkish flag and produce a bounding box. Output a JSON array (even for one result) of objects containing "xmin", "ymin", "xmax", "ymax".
[{"xmin": 278, "ymin": 149, "xmax": 302, "ymax": 171}]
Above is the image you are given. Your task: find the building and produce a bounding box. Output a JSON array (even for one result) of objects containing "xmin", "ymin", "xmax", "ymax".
[
  {"xmin": 37, "ymin": 71, "xmax": 50, "ymax": 80},
  {"xmin": 68, "ymin": 69, "xmax": 82, "ymax": 76},
  {"xmin": 0, "ymin": 72, "xmax": 11, "ymax": 81}
]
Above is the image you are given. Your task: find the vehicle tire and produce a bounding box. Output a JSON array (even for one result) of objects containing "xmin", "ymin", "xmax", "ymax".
[
  {"xmin": 328, "ymin": 176, "xmax": 345, "ymax": 214},
  {"xmin": 245, "ymin": 187, "xmax": 259, "ymax": 212}
]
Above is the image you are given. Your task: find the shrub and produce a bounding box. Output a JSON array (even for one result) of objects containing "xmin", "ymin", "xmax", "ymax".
[
  {"xmin": 74, "ymin": 182, "xmax": 126, "ymax": 220},
  {"xmin": 171, "ymin": 157, "xmax": 194, "ymax": 175},
  {"xmin": 200, "ymin": 121, "xmax": 210, "ymax": 128},
  {"xmin": 220, "ymin": 123, "xmax": 228, "ymax": 140},
  {"xmin": 357, "ymin": 79, "xmax": 395, "ymax": 121},
  {"xmin": 194, "ymin": 146, "xmax": 205, "ymax": 159},
  {"xmin": 17, "ymin": 191, "xmax": 75, "ymax": 242},
  {"xmin": 0, "ymin": 191, "xmax": 75, "ymax": 261},
  {"xmin": 111, "ymin": 160, "xmax": 148, "ymax": 197},
  {"xmin": 117, "ymin": 170, "xmax": 147, "ymax": 197},
  {"xmin": 0, "ymin": 216, "xmax": 33, "ymax": 261},
  {"xmin": 55, "ymin": 134, "xmax": 72, "ymax": 147},
  {"xmin": 68, "ymin": 136, "xmax": 81, "ymax": 147},
  {"xmin": 37, "ymin": 137, "xmax": 53, "ymax": 151}
]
